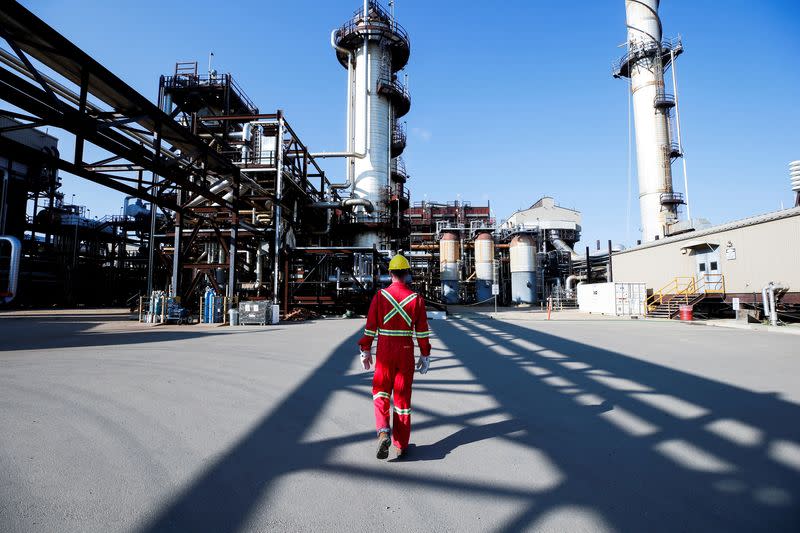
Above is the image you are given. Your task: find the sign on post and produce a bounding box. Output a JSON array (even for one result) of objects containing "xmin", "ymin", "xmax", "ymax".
[{"xmin": 491, "ymin": 284, "xmax": 500, "ymax": 296}]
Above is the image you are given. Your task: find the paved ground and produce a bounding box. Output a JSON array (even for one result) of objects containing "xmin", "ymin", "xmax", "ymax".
[{"xmin": 1, "ymin": 310, "xmax": 799, "ymax": 532}]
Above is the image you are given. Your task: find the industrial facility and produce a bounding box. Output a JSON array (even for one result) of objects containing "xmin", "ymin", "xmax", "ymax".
[
  {"xmin": 604, "ymin": 0, "xmax": 800, "ymax": 322},
  {"xmin": 0, "ymin": 0, "xmax": 797, "ymax": 324},
  {"xmin": 2, "ymin": 2, "xmax": 800, "ymax": 532}
]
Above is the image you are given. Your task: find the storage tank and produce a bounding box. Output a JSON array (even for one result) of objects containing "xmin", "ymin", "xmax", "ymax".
[
  {"xmin": 440, "ymin": 231, "xmax": 460, "ymax": 304},
  {"xmin": 510, "ymin": 234, "xmax": 536, "ymax": 304},
  {"xmin": 474, "ymin": 231, "xmax": 494, "ymax": 303}
]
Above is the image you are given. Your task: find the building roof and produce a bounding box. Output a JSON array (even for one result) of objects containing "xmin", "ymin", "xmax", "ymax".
[
  {"xmin": 615, "ymin": 207, "xmax": 800, "ymax": 255},
  {"xmin": 506, "ymin": 196, "xmax": 581, "ymax": 219}
]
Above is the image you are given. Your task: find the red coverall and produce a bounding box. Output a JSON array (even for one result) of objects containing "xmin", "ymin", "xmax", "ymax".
[{"xmin": 359, "ymin": 280, "xmax": 431, "ymax": 451}]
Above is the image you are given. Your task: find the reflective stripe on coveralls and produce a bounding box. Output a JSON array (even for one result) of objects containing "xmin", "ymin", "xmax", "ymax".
[{"xmin": 381, "ymin": 290, "xmax": 415, "ymax": 325}]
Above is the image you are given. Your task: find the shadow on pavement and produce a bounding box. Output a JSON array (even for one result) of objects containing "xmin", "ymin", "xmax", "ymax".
[
  {"xmin": 137, "ymin": 318, "xmax": 800, "ymax": 532},
  {"xmin": 0, "ymin": 313, "xmax": 283, "ymax": 352}
]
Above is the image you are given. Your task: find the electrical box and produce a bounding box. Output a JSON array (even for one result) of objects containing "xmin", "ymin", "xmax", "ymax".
[
  {"xmin": 239, "ymin": 301, "xmax": 270, "ymax": 325},
  {"xmin": 578, "ymin": 282, "xmax": 646, "ymax": 316}
]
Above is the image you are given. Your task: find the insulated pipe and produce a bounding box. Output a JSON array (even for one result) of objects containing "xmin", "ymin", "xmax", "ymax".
[
  {"xmin": 565, "ymin": 274, "xmax": 586, "ymax": 297},
  {"xmin": 272, "ymin": 118, "xmax": 285, "ymax": 303},
  {"xmin": 761, "ymin": 284, "xmax": 770, "ymax": 322},
  {"xmin": 184, "ymin": 178, "xmax": 232, "ymax": 208},
  {"xmin": 315, "ymin": 31, "xmax": 368, "ymax": 191},
  {"xmin": 768, "ymin": 282, "xmax": 787, "ymax": 327},
  {"xmin": 0, "ymin": 235, "xmax": 21, "ymax": 303},
  {"xmin": 310, "ymin": 198, "xmax": 375, "ymax": 213},
  {"xmin": 548, "ymin": 230, "xmax": 581, "ymax": 261}
]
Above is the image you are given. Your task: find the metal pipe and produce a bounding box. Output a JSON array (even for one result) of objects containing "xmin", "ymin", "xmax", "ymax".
[
  {"xmin": 0, "ymin": 235, "xmax": 20, "ymax": 303},
  {"xmin": 184, "ymin": 178, "xmax": 232, "ymax": 208},
  {"xmin": 315, "ymin": 30, "xmax": 368, "ymax": 190},
  {"xmin": 292, "ymin": 246, "xmax": 377, "ymax": 251},
  {"xmin": 272, "ymin": 117, "xmax": 285, "ymax": 302},
  {"xmin": 762, "ymin": 284, "xmax": 771, "ymax": 322},
  {"xmin": 310, "ymin": 198, "xmax": 375, "ymax": 213},
  {"xmin": 768, "ymin": 282, "xmax": 787, "ymax": 327},
  {"xmin": 548, "ymin": 230, "xmax": 581, "ymax": 261},
  {"xmin": 671, "ymin": 46, "xmax": 691, "ymax": 223},
  {"xmin": 0, "ymin": 170, "xmax": 8, "ymax": 235},
  {"xmin": 565, "ymin": 274, "xmax": 586, "ymax": 298}
]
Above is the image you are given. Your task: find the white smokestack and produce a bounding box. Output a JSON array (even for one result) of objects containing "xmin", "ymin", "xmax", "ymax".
[{"xmin": 619, "ymin": 0, "xmax": 682, "ymax": 242}]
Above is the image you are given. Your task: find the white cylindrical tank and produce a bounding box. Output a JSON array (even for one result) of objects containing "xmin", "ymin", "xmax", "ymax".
[
  {"xmin": 474, "ymin": 231, "xmax": 494, "ymax": 303},
  {"xmin": 440, "ymin": 231, "xmax": 460, "ymax": 304},
  {"xmin": 352, "ymin": 40, "xmax": 391, "ymax": 248},
  {"xmin": 510, "ymin": 234, "xmax": 536, "ymax": 304},
  {"xmin": 626, "ymin": 0, "xmax": 678, "ymax": 242}
]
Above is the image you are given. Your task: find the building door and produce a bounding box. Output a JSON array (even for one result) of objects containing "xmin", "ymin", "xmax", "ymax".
[{"xmin": 695, "ymin": 246, "xmax": 722, "ymax": 292}]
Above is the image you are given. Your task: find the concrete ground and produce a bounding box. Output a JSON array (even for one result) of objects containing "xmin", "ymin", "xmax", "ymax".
[{"xmin": 1, "ymin": 310, "xmax": 799, "ymax": 532}]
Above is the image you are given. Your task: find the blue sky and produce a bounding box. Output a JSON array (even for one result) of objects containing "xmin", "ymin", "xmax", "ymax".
[{"xmin": 18, "ymin": 0, "xmax": 800, "ymax": 248}]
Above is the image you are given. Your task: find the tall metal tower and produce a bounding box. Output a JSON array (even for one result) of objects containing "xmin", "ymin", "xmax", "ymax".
[
  {"xmin": 614, "ymin": 0, "xmax": 685, "ymax": 242},
  {"xmin": 333, "ymin": 0, "xmax": 411, "ymax": 249}
]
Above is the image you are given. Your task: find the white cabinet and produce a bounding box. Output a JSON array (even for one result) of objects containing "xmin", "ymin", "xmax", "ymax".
[{"xmin": 578, "ymin": 282, "xmax": 646, "ymax": 316}]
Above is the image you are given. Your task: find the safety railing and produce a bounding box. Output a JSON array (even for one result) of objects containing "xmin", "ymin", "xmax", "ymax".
[
  {"xmin": 340, "ymin": 1, "xmax": 410, "ymax": 46},
  {"xmin": 386, "ymin": 184, "xmax": 410, "ymax": 205},
  {"xmin": 654, "ymin": 91, "xmax": 676, "ymax": 109},
  {"xmin": 660, "ymin": 192, "xmax": 685, "ymax": 206},
  {"xmin": 646, "ymin": 274, "xmax": 726, "ymax": 311},
  {"xmin": 161, "ymin": 73, "xmax": 258, "ymax": 115},
  {"xmin": 646, "ymin": 276, "xmax": 696, "ymax": 310},
  {"xmin": 392, "ymin": 122, "xmax": 407, "ymax": 146},
  {"xmin": 697, "ymin": 274, "xmax": 726, "ymax": 294},
  {"xmin": 612, "ymin": 37, "xmax": 683, "ymax": 78},
  {"xmin": 391, "ymin": 157, "xmax": 408, "ymax": 181}
]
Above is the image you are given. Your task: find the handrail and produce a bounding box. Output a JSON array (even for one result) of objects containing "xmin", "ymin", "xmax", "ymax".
[
  {"xmin": 646, "ymin": 276, "xmax": 695, "ymax": 310},
  {"xmin": 336, "ymin": 1, "xmax": 411, "ymax": 56},
  {"xmin": 646, "ymin": 274, "xmax": 727, "ymax": 313},
  {"xmin": 697, "ymin": 273, "xmax": 725, "ymax": 294},
  {"xmin": 392, "ymin": 122, "xmax": 406, "ymax": 145},
  {"xmin": 612, "ymin": 37, "xmax": 683, "ymax": 78}
]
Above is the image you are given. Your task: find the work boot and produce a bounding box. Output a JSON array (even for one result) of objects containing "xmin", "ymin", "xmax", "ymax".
[{"xmin": 376, "ymin": 432, "xmax": 391, "ymax": 460}]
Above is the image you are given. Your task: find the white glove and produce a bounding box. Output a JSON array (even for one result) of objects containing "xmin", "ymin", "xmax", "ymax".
[
  {"xmin": 416, "ymin": 356, "xmax": 430, "ymax": 375},
  {"xmin": 360, "ymin": 350, "xmax": 373, "ymax": 371}
]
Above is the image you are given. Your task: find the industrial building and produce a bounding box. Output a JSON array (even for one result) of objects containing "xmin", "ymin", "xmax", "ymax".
[
  {"xmin": 0, "ymin": 0, "xmax": 796, "ymax": 325},
  {"xmin": 596, "ymin": 0, "xmax": 800, "ymax": 323},
  {"xmin": 0, "ymin": 1, "xmax": 418, "ymax": 318},
  {"xmin": 612, "ymin": 207, "xmax": 800, "ymax": 320}
]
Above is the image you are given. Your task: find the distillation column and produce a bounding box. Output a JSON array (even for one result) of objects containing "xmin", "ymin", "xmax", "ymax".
[
  {"xmin": 614, "ymin": 0, "xmax": 684, "ymax": 242},
  {"xmin": 334, "ymin": 1, "xmax": 411, "ymax": 249}
]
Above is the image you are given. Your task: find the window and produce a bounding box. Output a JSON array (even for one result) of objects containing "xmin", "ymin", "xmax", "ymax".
[
  {"xmin": 710, "ymin": 261, "xmax": 718, "ymax": 271},
  {"xmin": 699, "ymin": 263, "xmax": 706, "ymax": 272}
]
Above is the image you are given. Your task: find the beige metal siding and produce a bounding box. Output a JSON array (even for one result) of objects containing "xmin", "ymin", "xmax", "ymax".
[{"xmin": 612, "ymin": 213, "xmax": 800, "ymax": 293}]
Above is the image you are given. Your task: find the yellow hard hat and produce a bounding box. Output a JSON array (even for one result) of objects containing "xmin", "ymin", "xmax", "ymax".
[{"xmin": 388, "ymin": 254, "xmax": 411, "ymax": 271}]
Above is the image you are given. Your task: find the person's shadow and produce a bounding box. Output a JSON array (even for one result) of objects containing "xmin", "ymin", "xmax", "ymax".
[{"xmin": 389, "ymin": 418, "xmax": 531, "ymax": 462}]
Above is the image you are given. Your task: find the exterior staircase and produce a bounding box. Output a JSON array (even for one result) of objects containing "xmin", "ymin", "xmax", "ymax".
[{"xmin": 646, "ymin": 275, "xmax": 725, "ymax": 319}]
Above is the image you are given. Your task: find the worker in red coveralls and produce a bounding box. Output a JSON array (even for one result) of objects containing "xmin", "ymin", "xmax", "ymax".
[{"xmin": 358, "ymin": 254, "xmax": 431, "ymax": 459}]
